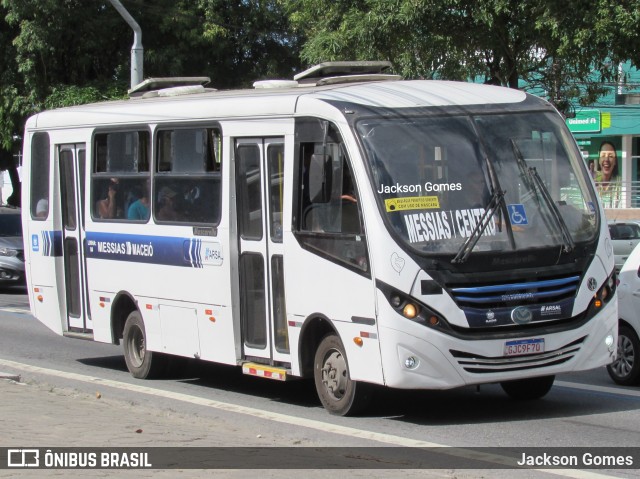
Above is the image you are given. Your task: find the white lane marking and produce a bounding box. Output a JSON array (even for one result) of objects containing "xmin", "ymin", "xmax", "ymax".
[
  {"xmin": 0, "ymin": 358, "xmax": 622, "ymax": 478},
  {"xmin": 0, "ymin": 307, "xmax": 30, "ymax": 314},
  {"xmin": 556, "ymin": 380, "xmax": 640, "ymax": 398}
]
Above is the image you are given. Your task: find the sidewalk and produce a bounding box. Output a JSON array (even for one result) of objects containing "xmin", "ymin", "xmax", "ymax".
[
  {"xmin": 0, "ymin": 373, "xmax": 459, "ymax": 479},
  {"xmin": 0, "ymin": 374, "xmax": 258, "ymax": 478}
]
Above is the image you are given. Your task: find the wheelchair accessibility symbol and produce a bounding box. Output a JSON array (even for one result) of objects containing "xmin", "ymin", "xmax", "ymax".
[{"xmin": 508, "ymin": 204, "xmax": 528, "ymax": 225}]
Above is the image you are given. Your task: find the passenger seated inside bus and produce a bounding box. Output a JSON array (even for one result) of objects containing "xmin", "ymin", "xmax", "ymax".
[
  {"xmin": 96, "ymin": 178, "xmax": 121, "ymax": 219},
  {"xmin": 127, "ymin": 182, "xmax": 150, "ymax": 221},
  {"xmin": 156, "ymin": 186, "xmax": 179, "ymax": 221}
]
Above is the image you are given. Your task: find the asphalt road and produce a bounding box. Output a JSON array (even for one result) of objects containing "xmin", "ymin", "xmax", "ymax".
[{"xmin": 1, "ymin": 287, "xmax": 639, "ymax": 478}]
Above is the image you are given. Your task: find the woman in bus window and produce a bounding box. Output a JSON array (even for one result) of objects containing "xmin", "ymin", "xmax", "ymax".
[{"xmin": 96, "ymin": 178, "xmax": 121, "ymax": 219}]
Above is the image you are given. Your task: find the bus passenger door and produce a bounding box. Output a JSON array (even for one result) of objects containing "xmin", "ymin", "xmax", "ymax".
[
  {"xmin": 58, "ymin": 144, "xmax": 91, "ymax": 332},
  {"xmin": 234, "ymin": 138, "xmax": 289, "ymax": 363}
]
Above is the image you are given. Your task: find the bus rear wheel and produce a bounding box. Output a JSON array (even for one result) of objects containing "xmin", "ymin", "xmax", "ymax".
[
  {"xmin": 500, "ymin": 375, "xmax": 555, "ymax": 400},
  {"xmin": 122, "ymin": 311, "xmax": 165, "ymax": 379},
  {"xmin": 313, "ymin": 334, "xmax": 372, "ymax": 416}
]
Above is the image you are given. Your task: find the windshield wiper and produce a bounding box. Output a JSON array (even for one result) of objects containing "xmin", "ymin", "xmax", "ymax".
[
  {"xmin": 451, "ymin": 187, "xmax": 506, "ymax": 264},
  {"xmin": 511, "ymin": 140, "xmax": 575, "ymax": 253}
]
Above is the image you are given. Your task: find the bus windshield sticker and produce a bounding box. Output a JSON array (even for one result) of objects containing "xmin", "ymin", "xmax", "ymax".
[
  {"xmin": 403, "ymin": 208, "xmax": 499, "ymax": 244},
  {"xmin": 385, "ymin": 196, "xmax": 440, "ymax": 212},
  {"xmin": 507, "ymin": 204, "xmax": 528, "ymax": 226}
]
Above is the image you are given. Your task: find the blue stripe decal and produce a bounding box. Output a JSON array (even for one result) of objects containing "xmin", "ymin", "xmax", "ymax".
[
  {"xmin": 454, "ymin": 285, "xmax": 578, "ymax": 304},
  {"xmin": 85, "ymin": 232, "xmax": 222, "ymax": 268},
  {"xmin": 39, "ymin": 231, "xmax": 63, "ymax": 257},
  {"xmin": 451, "ymin": 276, "xmax": 580, "ymax": 294}
]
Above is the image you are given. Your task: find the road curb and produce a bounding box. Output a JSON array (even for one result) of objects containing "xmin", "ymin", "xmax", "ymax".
[{"xmin": 0, "ymin": 370, "xmax": 20, "ymax": 381}]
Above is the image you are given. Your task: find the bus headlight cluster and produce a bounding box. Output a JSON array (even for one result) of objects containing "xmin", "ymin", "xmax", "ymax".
[
  {"xmin": 584, "ymin": 271, "xmax": 617, "ymax": 322},
  {"xmin": 592, "ymin": 272, "xmax": 617, "ymax": 309},
  {"xmin": 381, "ymin": 283, "xmax": 451, "ymax": 333}
]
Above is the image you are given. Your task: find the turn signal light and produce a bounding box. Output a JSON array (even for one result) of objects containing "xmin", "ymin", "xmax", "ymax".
[{"xmin": 353, "ymin": 337, "xmax": 364, "ymax": 347}]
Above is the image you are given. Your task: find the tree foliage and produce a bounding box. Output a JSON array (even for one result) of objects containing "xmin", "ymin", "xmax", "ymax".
[
  {"xmin": 283, "ymin": 0, "xmax": 640, "ymax": 113},
  {"xmin": 1, "ymin": 0, "xmax": 639, "ymax": 157},
  {"xmin": 0, "ymin": 0, "xmax": 301, "ymax": 150}
]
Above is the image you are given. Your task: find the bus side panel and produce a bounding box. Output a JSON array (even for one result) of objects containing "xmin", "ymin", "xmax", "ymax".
[
  {"xmin": 284, "ymin": 239, "xmax": 384, "ymax": 385},
  {"xmin": 84, "ymin": 227, "xmax": 239, "ymax": 365}
]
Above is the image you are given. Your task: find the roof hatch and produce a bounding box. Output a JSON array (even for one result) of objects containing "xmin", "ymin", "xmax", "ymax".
[
  {"xmin": 128, "ymin": 77, "xmax": 213, "ymax": 98},
  {"xmin": 293, "ymin": 61, "xmax": 400, "ymax": 86}
]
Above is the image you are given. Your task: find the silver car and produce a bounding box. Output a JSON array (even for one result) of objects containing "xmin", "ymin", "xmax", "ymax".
[
  {"xmin": 608, "ymin": 242, "xmax": 640, "ymax": 385},
  {"xmin": 608, "ymin": 221, "xmax": 640, "ymax": 272},
  {"xmin": 0, "ymin": 207, "xmax": 24, "ymax": 283}
]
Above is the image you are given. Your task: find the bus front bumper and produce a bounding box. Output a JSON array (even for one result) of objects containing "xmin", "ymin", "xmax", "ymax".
[{"xmin": 377, "ymin": 303, "xmax": 618, "ymax": 390}]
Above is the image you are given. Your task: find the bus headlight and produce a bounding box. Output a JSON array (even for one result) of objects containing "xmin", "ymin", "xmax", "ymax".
[{"xmin": 403, "ymin": 303, "xmax": 419, "ymax": 319}]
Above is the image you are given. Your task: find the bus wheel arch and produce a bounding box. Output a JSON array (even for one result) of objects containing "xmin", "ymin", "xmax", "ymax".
[
  {"xmin": 110, "ymin": 291, "xmax": 138, "ymax": 345},
  {"xmin": 298, "ymin": 315, "xmax": 372, "ymax": 415},
  {"xmin": 298, "ymin": 315, "xmax": 336, "ymax": 378}
]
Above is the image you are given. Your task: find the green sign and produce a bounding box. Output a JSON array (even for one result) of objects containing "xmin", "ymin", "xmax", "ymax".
[{"xmin": 566, "ymin": 110, "xmax": 601, "ymax": 133}]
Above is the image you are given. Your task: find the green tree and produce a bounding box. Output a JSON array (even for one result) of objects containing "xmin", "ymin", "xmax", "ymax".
[{"xmin": 283, "ymin": 0, "xmax": 629, "ymax": 113}]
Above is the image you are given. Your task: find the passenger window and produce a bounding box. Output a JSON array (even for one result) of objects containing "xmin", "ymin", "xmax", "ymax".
[
  {"xmin": 31, "ymin": 133, "xmax": 50, "ymax": 220},
  {"xmin": 294, "ymin": 118, "xmax": 368, "ymax": 274},
  {"xmin": 92, "ymin": 131, "xmax": 150, "ymax": 222},
  {"xmin": 154, "ymin": 127, "xmax": 222, "ymax": 224},
  {"xmin": 268, "ymin": 144, "xmax": 284, "ymax": 242}
]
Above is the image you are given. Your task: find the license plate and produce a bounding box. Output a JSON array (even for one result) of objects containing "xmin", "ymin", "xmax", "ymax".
[{"xmin": 504, "ymin": 338, "xmax": 545, "ymax": 357}]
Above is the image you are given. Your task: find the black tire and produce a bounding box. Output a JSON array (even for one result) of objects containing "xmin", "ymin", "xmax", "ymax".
[
  {"xmin": 122, "ymin": 310, "xmax": 165, "ymax": 379},
  {"xmin": 313, "ymin": 334, "xmax": 372, "ymax": 416},
  {"xmin": 500, "ymin": 375, "xmax": 555, "ymax": 400},
  {"xmin": 607, "ymin": 324, "xmax": 640, "ymax": 386}
]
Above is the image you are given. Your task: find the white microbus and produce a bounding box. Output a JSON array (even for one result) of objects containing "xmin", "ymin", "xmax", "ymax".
[{"xmin": 22, "ymin": 62, "xmax": 617, "ymax": 415}]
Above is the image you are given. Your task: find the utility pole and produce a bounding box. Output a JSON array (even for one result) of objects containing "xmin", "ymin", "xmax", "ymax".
[{"xmin": 108, "ymin": 0, "xmax": 143, "ymax": 89}]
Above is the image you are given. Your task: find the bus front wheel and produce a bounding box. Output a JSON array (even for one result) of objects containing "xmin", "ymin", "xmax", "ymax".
[
  {"xmin": 500, "ymin": 375, "xmax": 555, "ymax": 400},
  {"xmin": 313, "ymin": 334, "xmax": 372, "ymax": 416},
  {"xmin": 122, "ymin": 311, "xmax": 165, "ymax": 379}
]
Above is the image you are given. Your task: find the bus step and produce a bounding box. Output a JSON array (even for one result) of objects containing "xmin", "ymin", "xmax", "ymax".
[
  {"xmin": 63, "ymin": 331, "xmax": 95, "ymax": 341},
  {"xmin": 242, "ymin": 363, "xmax": 287, "ymax": 381}
]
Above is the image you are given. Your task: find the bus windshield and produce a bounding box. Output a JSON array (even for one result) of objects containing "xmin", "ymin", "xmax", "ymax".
[{"xmin": 357, "ymin": 111, "xmax": 599, "ymax": 257}]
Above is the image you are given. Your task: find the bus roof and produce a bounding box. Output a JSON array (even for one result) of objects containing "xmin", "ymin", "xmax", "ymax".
[{"xmin": 25, "ymin": 79, "xmax": 530, "ymax": 130}]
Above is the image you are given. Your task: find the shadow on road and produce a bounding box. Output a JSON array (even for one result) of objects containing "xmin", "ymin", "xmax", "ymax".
[{"xmin": 76, "ymin": 353, "xmax": 640, "ymax": 425}]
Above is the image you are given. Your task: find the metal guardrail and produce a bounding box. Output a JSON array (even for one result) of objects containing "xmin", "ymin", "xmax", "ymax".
[{"xmin": 595, "ymin": 180, "xmax": 640, "ymax": 209}]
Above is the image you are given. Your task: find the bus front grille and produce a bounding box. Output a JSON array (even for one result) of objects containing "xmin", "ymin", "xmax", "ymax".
[
  {"xmin": 449, "ymin": 337, "xmax": 585, "ymax": 374},
  {"xmin": 449, "ymin": 275, "xmax": 581, "ymax": 309}
]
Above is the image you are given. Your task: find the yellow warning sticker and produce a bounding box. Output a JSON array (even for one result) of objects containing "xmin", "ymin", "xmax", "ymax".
[{"xmin": 385, "ymin": 196, "xmax": 440, "ymax": 212}]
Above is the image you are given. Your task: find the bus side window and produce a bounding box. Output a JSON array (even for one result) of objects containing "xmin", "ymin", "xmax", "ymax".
[
  {"xmin": 154, "ymin": 126, "xmax": 222, "ymax": 225},
  {"xmin": 92, "ymin": 130, "xmax": 150, "ymax": 222},
  {"xmin": 294, "ymin": 118, "xmax": 368, "ymax": 273}
]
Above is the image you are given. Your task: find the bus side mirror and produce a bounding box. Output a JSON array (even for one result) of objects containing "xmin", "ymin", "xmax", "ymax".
[{"xmin": 309, "ymin": 153, "xmax": 332, "ymax": 203}]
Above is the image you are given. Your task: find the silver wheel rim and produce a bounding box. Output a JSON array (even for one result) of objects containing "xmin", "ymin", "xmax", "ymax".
[
  {"xmin": 611, "ymin": 335, "xmax": 635, "ymax": 378},
  {"xmin": 321, "ymin": 349, "xmax": 348, "ymax": 401}
]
